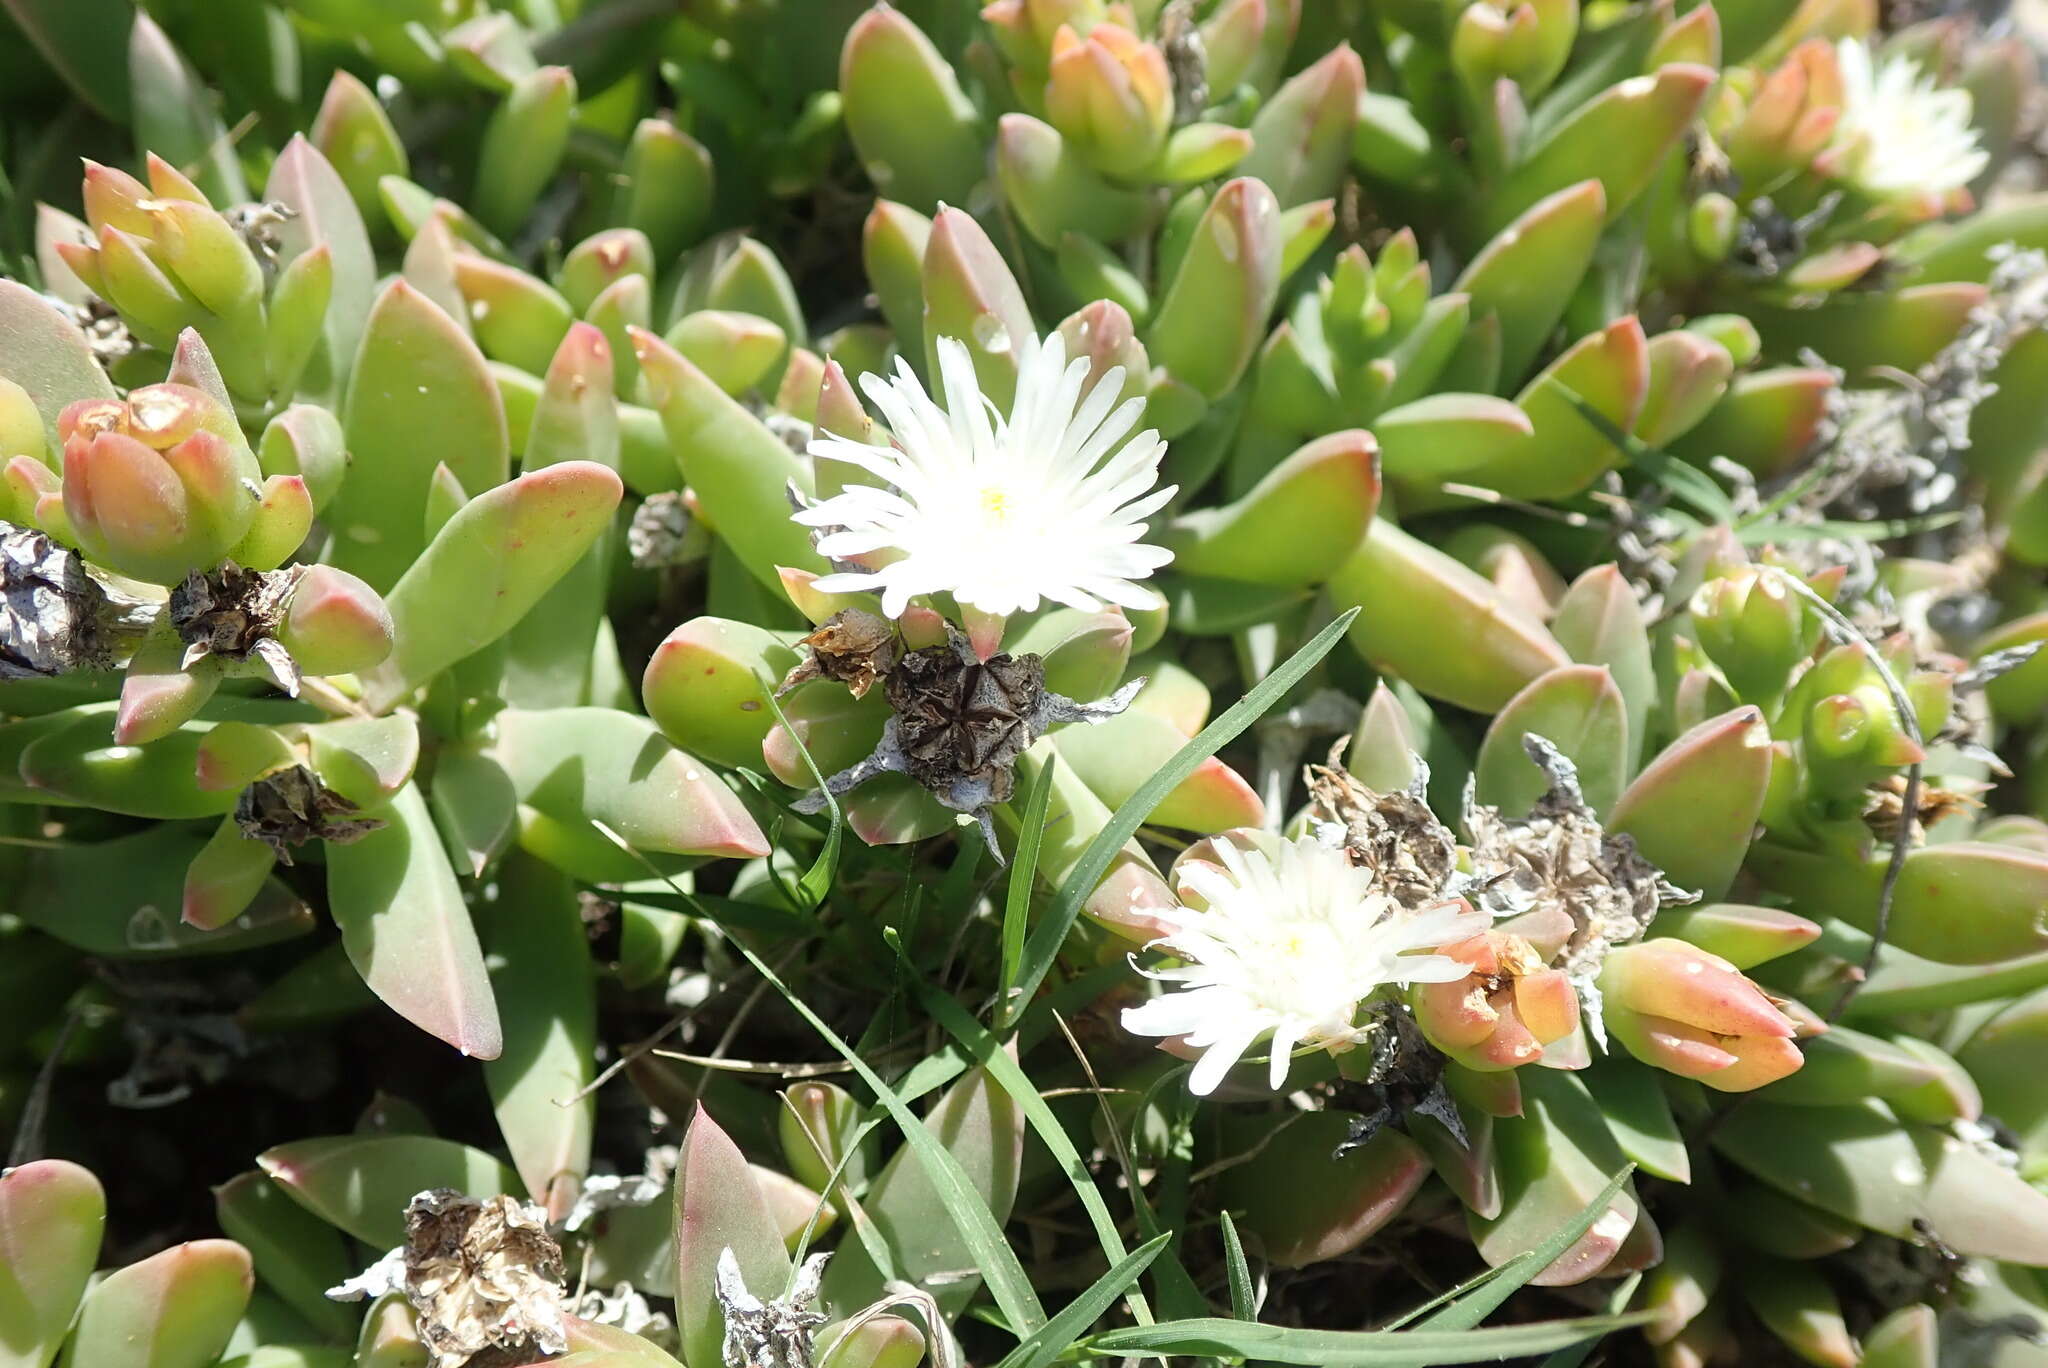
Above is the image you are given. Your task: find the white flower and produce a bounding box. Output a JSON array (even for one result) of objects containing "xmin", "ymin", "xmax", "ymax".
[
  {"xmin": 1831, "ymin": 38, "xmax": 1987, "ymax": 198},
  {"xmin": 1121, "ymin": 835, "xmax": 1490, "ymax": 1096},
  {"xmin": 795, "ymin": 333, "xmax": 1175, "ymax": 620}
]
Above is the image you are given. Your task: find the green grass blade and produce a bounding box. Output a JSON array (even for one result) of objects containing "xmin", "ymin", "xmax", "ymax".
[
  {"xmin": 1004, "ymin": 607, "xmax": 1359, "ymax": 1027},
  {"xmin": 887, "ymin": 932, "xmax": 1156, "ymax": 1326},
  {"xmin": 718, "ymin": 937, "xmax": 1048, "ymax": 1337},
  {"xmin": 1081, "ymin": 1313, "xmax": 1647, "ymax": 1364},
  {"xmin": 1001, "ymin": 756, "xmax": 1056, "ymax": 1010},
  {"xmin": 991, "ymin": 1234, "xmax": 1170, "ymax": 1368},
  {"xmin": 1219, "ymin": 1211, "xmax": 1254, "ymax": 1322},
  {"xmin": 1537, "ymin": 1273, "xmax": 1642, "ymax": 1368},
  {"xmin": 1566, "ymin": 392, "xmax": 1734, "ymax": 523}
]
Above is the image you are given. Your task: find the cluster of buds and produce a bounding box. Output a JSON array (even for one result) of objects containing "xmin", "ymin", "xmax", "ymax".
[
  {"xmin": 1783, "ymin": 633, "xmax": 1954, "ymax": 803},
  {"xmin": 8, "ymin": 380, "xmax": 299, "ymax": 586},
  {"xmin": 1688, "ymin": 561, "xmax": 1833, "ymax": 708},
  {"xmin": 53, "ymin": 158, "xmax": 329, "ymax": 409}
]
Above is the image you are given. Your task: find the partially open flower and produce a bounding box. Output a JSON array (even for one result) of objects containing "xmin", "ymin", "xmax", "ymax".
[
  {"xmin": 1044, "ymin": 21, "xmax": 1174, "ymax": 177},
  {"xmin": 1599, "ymin": 938, "xmax": 1805, "ymax": 1092},
  {"xmin": 1826, "ymin": 38, "xmax": 1987, "ymax": 201},
  {"xmin": 794, "ymin": 332, "xmax": 1174, "ymax": 637},
  {"xmin": 1122, "ymin": 831, "xmax": 1490, "ymax": 1095},
  {"xmin": 1411, "ymin": 930, "xmax": 1582, "ymax": 1072}
]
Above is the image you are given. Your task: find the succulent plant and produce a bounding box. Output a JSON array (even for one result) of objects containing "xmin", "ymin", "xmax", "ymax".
[{"xmin": 7, "ymin": 0, "xmax": 2048, "ymax": 1365}]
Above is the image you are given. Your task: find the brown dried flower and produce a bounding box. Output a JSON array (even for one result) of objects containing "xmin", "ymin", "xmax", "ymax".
[
  {"xmin": 169, "ymin": 561, "xmax": 302, "ymax": 693},
  {"xmin": 401, "ymin": 1190, "xmax": 568, "ymax": 1368},
  {"xmin": 1304, "ymin": 745, "xmax": 1459, "ymax": 909},
  {"xmin": 777, "ymin": 608, "xmax": 900, "ymax": 699},
  {"xmin": 234, "ymin": 765, "xmax": 384, "ymax": 864},
  {"xmin": 793, "ymin": 625, "xmax": 1139, "ymax": 857},
  {"xmin": 1862, "ymin": 773, "xmax": 1986, "ymax": 844}
]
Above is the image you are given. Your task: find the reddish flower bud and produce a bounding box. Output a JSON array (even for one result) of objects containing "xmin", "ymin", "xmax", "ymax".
[{"xmin": 1600, "ymin": 939, "xmax": 1803, "ymax": 1092}]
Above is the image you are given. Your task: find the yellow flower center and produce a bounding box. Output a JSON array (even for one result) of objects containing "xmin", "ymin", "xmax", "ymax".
[{"xmin": 979, "ymin": 486, "xmax": 1015, "ymax": 524}]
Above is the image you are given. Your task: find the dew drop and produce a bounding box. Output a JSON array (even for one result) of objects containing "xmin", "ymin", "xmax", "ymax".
[
  {"xmin": 972, "ymin": 315, "xmax": 1013, "ymax": 355},
  {"xmin": 868, "ymin": 160, "xmax": 895, "ymax": 187},
  {"xmin": 347, "ymin": 524, "xmax": 382, "ymax": 544},
  {"xmin": 126, "ymin": 904, "xmax": 178, "ymax": 951}
]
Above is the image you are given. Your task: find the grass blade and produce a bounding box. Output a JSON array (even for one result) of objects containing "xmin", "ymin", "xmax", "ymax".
[
  {"xmin": 1001, "ymin": 756, "xmax": 1056, "ymax": 1010},
  {"xmin": 1082, "ymin": 1313, "xmax": 1647, "ymax": 1364},
  {"xmin": 717, "ymin": 936, "xmax": 1048, "ymax": 1337},
  {"xmin": 1537, "ymin": 1273, "xmax": 1642, "ymax": 1368},
  {"xmin": 1566, "ymin": 392, "xmax": 1733, "ymax": 523},
  {"xmin": 991, "ymin": 1234, "xmax": 1170, "ymax": 1368},
  {"xmin": 1004, "ymin": 607, "xmax": 1359, "ymax": 1027},
  {"xmin": 1219, "ymin": 1211, "xmax": 1254, "ymax": 1322},
  {"xmin": 887, "ymin": 931, "xmax": 1156, "ymax": 1326}
]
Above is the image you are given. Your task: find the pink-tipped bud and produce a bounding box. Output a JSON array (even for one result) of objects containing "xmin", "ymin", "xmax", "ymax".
[
  {"xmin": 63, "ymin": 428, "xmax": 194, "ymax": 583},
  {"xmin": 80, "ymin": 160, "xmax": 154, "ymax": 237},
  {"xmin": 278, "ymin": 565, "xmax": 395, "ymax": 676},
  {"xmin": 1600, "ymin": 939, "xmax": 1803, "ymax": 1092},
  {"xmin": 1044, "ymin": 21, "xmax": 1174, "ymax": 177}
]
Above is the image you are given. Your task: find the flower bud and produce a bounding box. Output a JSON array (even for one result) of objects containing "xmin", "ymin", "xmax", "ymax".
[
  {"xmin": 984, "ymin": 0, "xmax": 1108, "ymax": 76},
  {"xmin": 278, "ymin": 565, "xmax": 395, "ymax": 676},
  {"xmin": 1044, "ymin": 22, "xmax": 1173, "ymax": 178},
  {"xmin": 80, "ymin": 160, "xmax": 154, "ymax": 238},
  {"xmin": 1723, "ymin": 40, "xmax": 1843, "ymax": 184},
  {"xmin": 1600, "ymin": 939, "xmax": 1804, "ymax": 1092},
  {"xmin": 1689, "ymin": 566, "xmax": 1819, "ymax": 704},
  {"xmin": 1410, "ymin": 930, "xmax": 1580, "ymax": 1072},
  {"xmin": 58, "ymin": 386, "xmax": 261, "ymax": 586},
  {"xmin": 146, "ymin": 198, "xmax": 264, "ymax": 319},
  {"xmin": 1057, "ymin": 299, "xmax": 1148, "ymax": 405}
]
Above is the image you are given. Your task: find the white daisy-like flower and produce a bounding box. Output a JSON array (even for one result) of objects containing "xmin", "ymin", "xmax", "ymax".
[
  {"xmin": 794, "ymin": 333, "xmax": 1175, "ymax": 621},
  {"xmin": 1830, "ymin": 38, "xmax": 1988, "ymax": 198},
  {"xmin": 1121, "ymin": 834, "xmax": 1490, "ymax": 1096}
]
